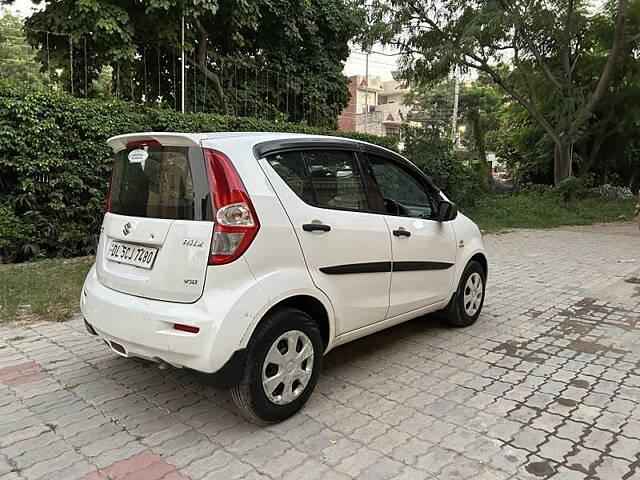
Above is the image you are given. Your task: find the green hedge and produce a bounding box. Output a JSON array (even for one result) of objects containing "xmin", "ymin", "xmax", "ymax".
[
  {"xmin": 402, "ymin": 126, "xmax": 490, "ymax": 207},
  {"xmin": 0, "ymin": 84, "xmax": 397, "ymax": 262}
]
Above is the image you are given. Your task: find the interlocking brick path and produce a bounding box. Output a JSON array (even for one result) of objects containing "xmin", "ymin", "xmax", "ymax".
[
  {"xmin": 80, "ymin": 451, "xmax": 187, "ymax": 480},
  {"xmin": 1, "ymin": 223, "xmax": 639, "ymax": 480},
  {"xmin": 0, "ymin": 362, "xmax": 48, "ymax": 387}
]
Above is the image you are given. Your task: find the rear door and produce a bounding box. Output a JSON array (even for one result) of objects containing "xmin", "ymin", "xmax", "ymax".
[
  {"xmin": 364, "ymin": 152, "xmax": 457, "ymax": 318},
  {"xmin": 259, "ymin": 147, "xmax": 392, "ymax": 334},
  {"xmin": 96, "ymin": 140, "xmax": 214, "ymax": 303}
]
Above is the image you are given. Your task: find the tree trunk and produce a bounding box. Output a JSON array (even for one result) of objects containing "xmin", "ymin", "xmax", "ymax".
[
  {"xmin": 584, "ymin": 134, "xmax": 605, "ymax": 174},
  {"xmin": 193, "ymin": 62, "xmax": 227, "ymax": 114},
  {"xmin": 194, "ymin": 18, "xmax": 227, "ymax": 114},
  {"xmin": 553, "ymin": 140, "xmax": 572, "ymax": 185}
]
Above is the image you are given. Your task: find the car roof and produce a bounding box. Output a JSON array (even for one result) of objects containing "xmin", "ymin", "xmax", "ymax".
[
  {"xmin": 106, "ymin": 131, "xmax": 439, "ymax": 193},
  {"xmin": 107, "ymin": 131, "xmax": 394, "ymax": 155}
]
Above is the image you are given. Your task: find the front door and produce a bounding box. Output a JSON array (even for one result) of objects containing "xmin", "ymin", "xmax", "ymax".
[
  {"xmin": 259, "ymin": 148, "xmax": 392, "ymax": 334},
  {"xmin": 365, "ymin": 153, "xmax": 457, "ymax": 318}
]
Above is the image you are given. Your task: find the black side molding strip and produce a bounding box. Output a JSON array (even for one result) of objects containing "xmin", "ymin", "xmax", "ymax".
[
  {"xmin": 319, "ymin": 261, "xmax": 454, "ymax": 274},
  {"xmin": 320, "ymin": 262, "xmax": 391, "ymax": 274},
  {"xmin": 393, "ymin": 261, "xmax": 454, "ymax": 271}
]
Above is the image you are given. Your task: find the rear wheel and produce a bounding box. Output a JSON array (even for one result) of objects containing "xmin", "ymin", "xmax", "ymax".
[
  {"xmin": 441, "ymin": 260, "xmax": 486, "ymax": 327},
  {"xmin": 231, "ymin": 307, "xmax": 323, "ymax": 424}
]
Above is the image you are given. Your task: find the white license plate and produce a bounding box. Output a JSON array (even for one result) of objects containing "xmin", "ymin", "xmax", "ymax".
[{"xmin": 106, "ymin": 241, "xmax": 158, "ymax": 269}]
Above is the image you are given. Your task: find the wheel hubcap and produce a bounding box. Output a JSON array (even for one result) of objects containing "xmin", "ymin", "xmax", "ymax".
[
  {"xmin": 463, "ymin": 272, "xmax": 483, "ymax": 316},
  {"xmin": 262, "ymin": 330, "xmax": 314, "ymax": 405}
]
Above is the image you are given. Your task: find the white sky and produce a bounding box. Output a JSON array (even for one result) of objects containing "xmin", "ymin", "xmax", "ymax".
[
  {"xmin": 6, "ymin": 0, "xmax": 38, "ymax": 17},
  {"xmin": 4, "ymin": 1, "xmax": 401, "ymax": 81},
  {"xmin": 344, "ymin": 46, "xmax": 400, "ymax": 81}
]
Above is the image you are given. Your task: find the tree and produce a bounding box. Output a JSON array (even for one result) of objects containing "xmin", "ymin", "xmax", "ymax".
[
  {"xmin": 488, "ymin": 21, "xmax": 640, "ymax": 188},
  {"xmin": 402, "ymin": 125, "xmax": 489, "ymax": 205},
  {"xmin": 368, "ymin": 0, "xmax": 640, "ymax": 185},
  {"xmin": 7, "ymin": 0, "xmax": 361, "ymax": 126},
  {"xmin": 0, "ymin": 10, "xmax": 47, "ymax": 88},
  {"xmin": 405, "ymin": 78, "xmax": 503, "ymax": 162},
  {"xmin": 403, "ymin": 79, "xmax": 455, "ymax": 131},
  {"xmin": 459, "ymin": 83, "xmax": 502, "ymax": 163}
]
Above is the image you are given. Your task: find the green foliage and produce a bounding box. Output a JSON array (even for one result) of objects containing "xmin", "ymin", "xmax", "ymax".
[
  {"xmin": 459, "ymin": 84, "xmax": 503, "ymax": 161},
  {"xmin": 515, "ymin": 183, "xmax": 556, "ymax": 197},
  {"xmin": 0, "ymin": 203, "xmax": 33, "ymax": 263},
  {"xmin": 489, "ymin": 101, "xmax": 554, "ymax": 184},
  {"xmin": 368, "ymin": 0, "xmax": 640, "ymax": 185},
  {"xmin": 402, "ymin": 126, "xmax": 489, "ymax": 207},
  {"xmin": 487, "ymin": 19, "xmax": 640, "ymax": 190},
  {"xmin": 0, "ymin": 83, "xmax": 395, "ymax": 263},
  {"xmin": 17, "ymin": 0, "xmax": 361, "ymax": 125},
  {"xmin": 406, "ymin": 79, "xmax": 503, "ymax": 162},
  {"xmin": 464, "ymin": 191, "xmax": 635, "ymax": 232},
  {"xmin": 0, "ymin": 10, "xmax": 47, "ymax": 88},
  {"xmin": 556, "ymin": 176, "xmax": 590, "ymax": 202},
  {"xmin": 556, "ymin": 175, "xmax": 589, "ymax": 197}
]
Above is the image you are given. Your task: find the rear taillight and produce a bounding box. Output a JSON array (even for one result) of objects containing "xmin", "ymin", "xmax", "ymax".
[
  {"xmin": 104, "ymin": 165, "xmax": 113, "ymax": 212},
  {"xmin": 204, "ymin": 149, "xmax": 260, "ymax": 265}
]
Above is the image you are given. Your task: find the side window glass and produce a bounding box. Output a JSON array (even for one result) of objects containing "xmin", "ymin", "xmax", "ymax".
[
  {"xmin": 302, "ymin": 150, "xmax": 369, "ymax": 211},
  {"xmin": 267, "ymin": 151, "xmax": 314, "ymax": 204},
  {"xmin": 368, "ymin": 154, "xmax": 434, "ymax": 218}
]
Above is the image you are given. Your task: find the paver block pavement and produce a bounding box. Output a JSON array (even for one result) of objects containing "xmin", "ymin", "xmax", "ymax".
[{"xmin": 1, "ymin": 223, "xmax": 639, "ymax": 479}]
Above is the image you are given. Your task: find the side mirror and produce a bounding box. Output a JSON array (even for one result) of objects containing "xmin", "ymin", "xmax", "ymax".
[{"xmin": 437, "ymin": 200, "xmax": 458, "ymax": 222}]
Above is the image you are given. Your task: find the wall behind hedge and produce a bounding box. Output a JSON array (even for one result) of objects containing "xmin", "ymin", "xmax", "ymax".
[{"xmin": 0, "ymin": 84, "xmax": 397, "ymax": 262}]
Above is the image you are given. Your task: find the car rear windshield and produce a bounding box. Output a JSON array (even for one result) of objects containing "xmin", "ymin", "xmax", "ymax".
[{"xmin": 109, "ymin": 145, "xmax": 211, "ymax": 220}]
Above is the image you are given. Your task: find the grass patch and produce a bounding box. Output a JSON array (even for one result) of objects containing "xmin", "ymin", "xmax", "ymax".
[
  {"xmin": 0, "ymin": 256, "xmax": 93, "ymax": 323},
  {"xmin": 464, "ymin": 194, "xmax": 636, "ymax": 232}
]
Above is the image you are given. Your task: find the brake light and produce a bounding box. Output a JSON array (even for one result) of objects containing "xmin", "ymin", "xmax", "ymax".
[
  {"xmin": 204, "ymin": 149, "xmax": 260, "ymax": 265},
  {"xmin": 126, "ymin": 139, "xmax": 161, "ymax": 149},
  {"xmin": 104, "ymin": 162, "xmax": 114, "ymax": 212}
]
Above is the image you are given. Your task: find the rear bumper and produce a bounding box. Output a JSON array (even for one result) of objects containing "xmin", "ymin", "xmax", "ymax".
[
  {"xmin": 84, "ymin": 317, "xmax": 246, "ymax": 388},
  {"xmin": 80, "ymin": 264, "xmax": 265, "ymax": 378}
]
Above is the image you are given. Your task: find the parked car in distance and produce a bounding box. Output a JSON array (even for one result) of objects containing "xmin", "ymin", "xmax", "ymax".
[{"xmin": 81, "ymin": 132, "xmax": 488, "ymax": 423}]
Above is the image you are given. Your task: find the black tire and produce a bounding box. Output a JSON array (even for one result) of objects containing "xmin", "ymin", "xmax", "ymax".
[
  {"xmin": 230, "ymin": 307, "xmax": 323, "ymax": 424},
  {"xmin": 441, "ymin": 260, "xmax": 486, "ymax": 327}
]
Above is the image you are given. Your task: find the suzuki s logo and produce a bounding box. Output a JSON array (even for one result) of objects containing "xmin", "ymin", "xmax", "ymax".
[{"xmin": 123, "ymin": 222, "xmax": 134, "ymax": 236}]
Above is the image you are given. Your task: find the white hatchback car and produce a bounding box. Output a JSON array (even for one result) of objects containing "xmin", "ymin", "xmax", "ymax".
[{"xmin": 81, "ymin": 132, "xmax": 487, "ymax": 423}]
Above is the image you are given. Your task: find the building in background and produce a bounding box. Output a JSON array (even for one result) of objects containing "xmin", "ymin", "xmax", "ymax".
[{"xmin": 338, "ymin": 74, "xmax": 416, "ymax": 139}]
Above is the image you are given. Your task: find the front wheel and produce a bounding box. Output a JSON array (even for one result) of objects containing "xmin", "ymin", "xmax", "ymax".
[
  {"xmin": 441, "ymin": 260, "xmax": 486, "ymax": 327},
  {"xmin": 231, "ymin": 307, "xmax": 323, "ymax": 424}
]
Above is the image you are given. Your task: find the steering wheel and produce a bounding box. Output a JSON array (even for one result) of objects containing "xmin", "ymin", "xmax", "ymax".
[{"xmin": 383, "ymin": 198, "xmax": 409, "ymax": 215}]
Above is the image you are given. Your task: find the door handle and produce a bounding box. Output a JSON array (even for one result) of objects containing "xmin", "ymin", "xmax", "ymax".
[
  {"xmin": 302, "ymin": 223, "xmax": 331, "ymax": 232},
  {"xmin": 393, "ymin": 229, "xmax": 411, "ymax": 237}
]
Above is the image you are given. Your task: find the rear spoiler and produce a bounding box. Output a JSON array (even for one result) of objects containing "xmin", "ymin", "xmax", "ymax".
[{"xmin": 107, "ymin": 133, "xmax": 204, "ymax": 152}]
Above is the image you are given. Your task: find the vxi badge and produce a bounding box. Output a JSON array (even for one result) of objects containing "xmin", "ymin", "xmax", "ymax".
[{"xmin": 123, "ymin": 222, "xmax": 134, "ymax": 236}]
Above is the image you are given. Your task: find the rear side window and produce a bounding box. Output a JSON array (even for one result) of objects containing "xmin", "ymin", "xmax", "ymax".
[
  {"xmin": 266, "ymin": 152, "xmax": 314, "ymax": 204},
  {"xmin": 267, "ymin": 149, "xmax": 369, "ymax": 211},
  {"xmin": 109, "ymin": 145, "xmax": 211, "ymax": 220}
]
